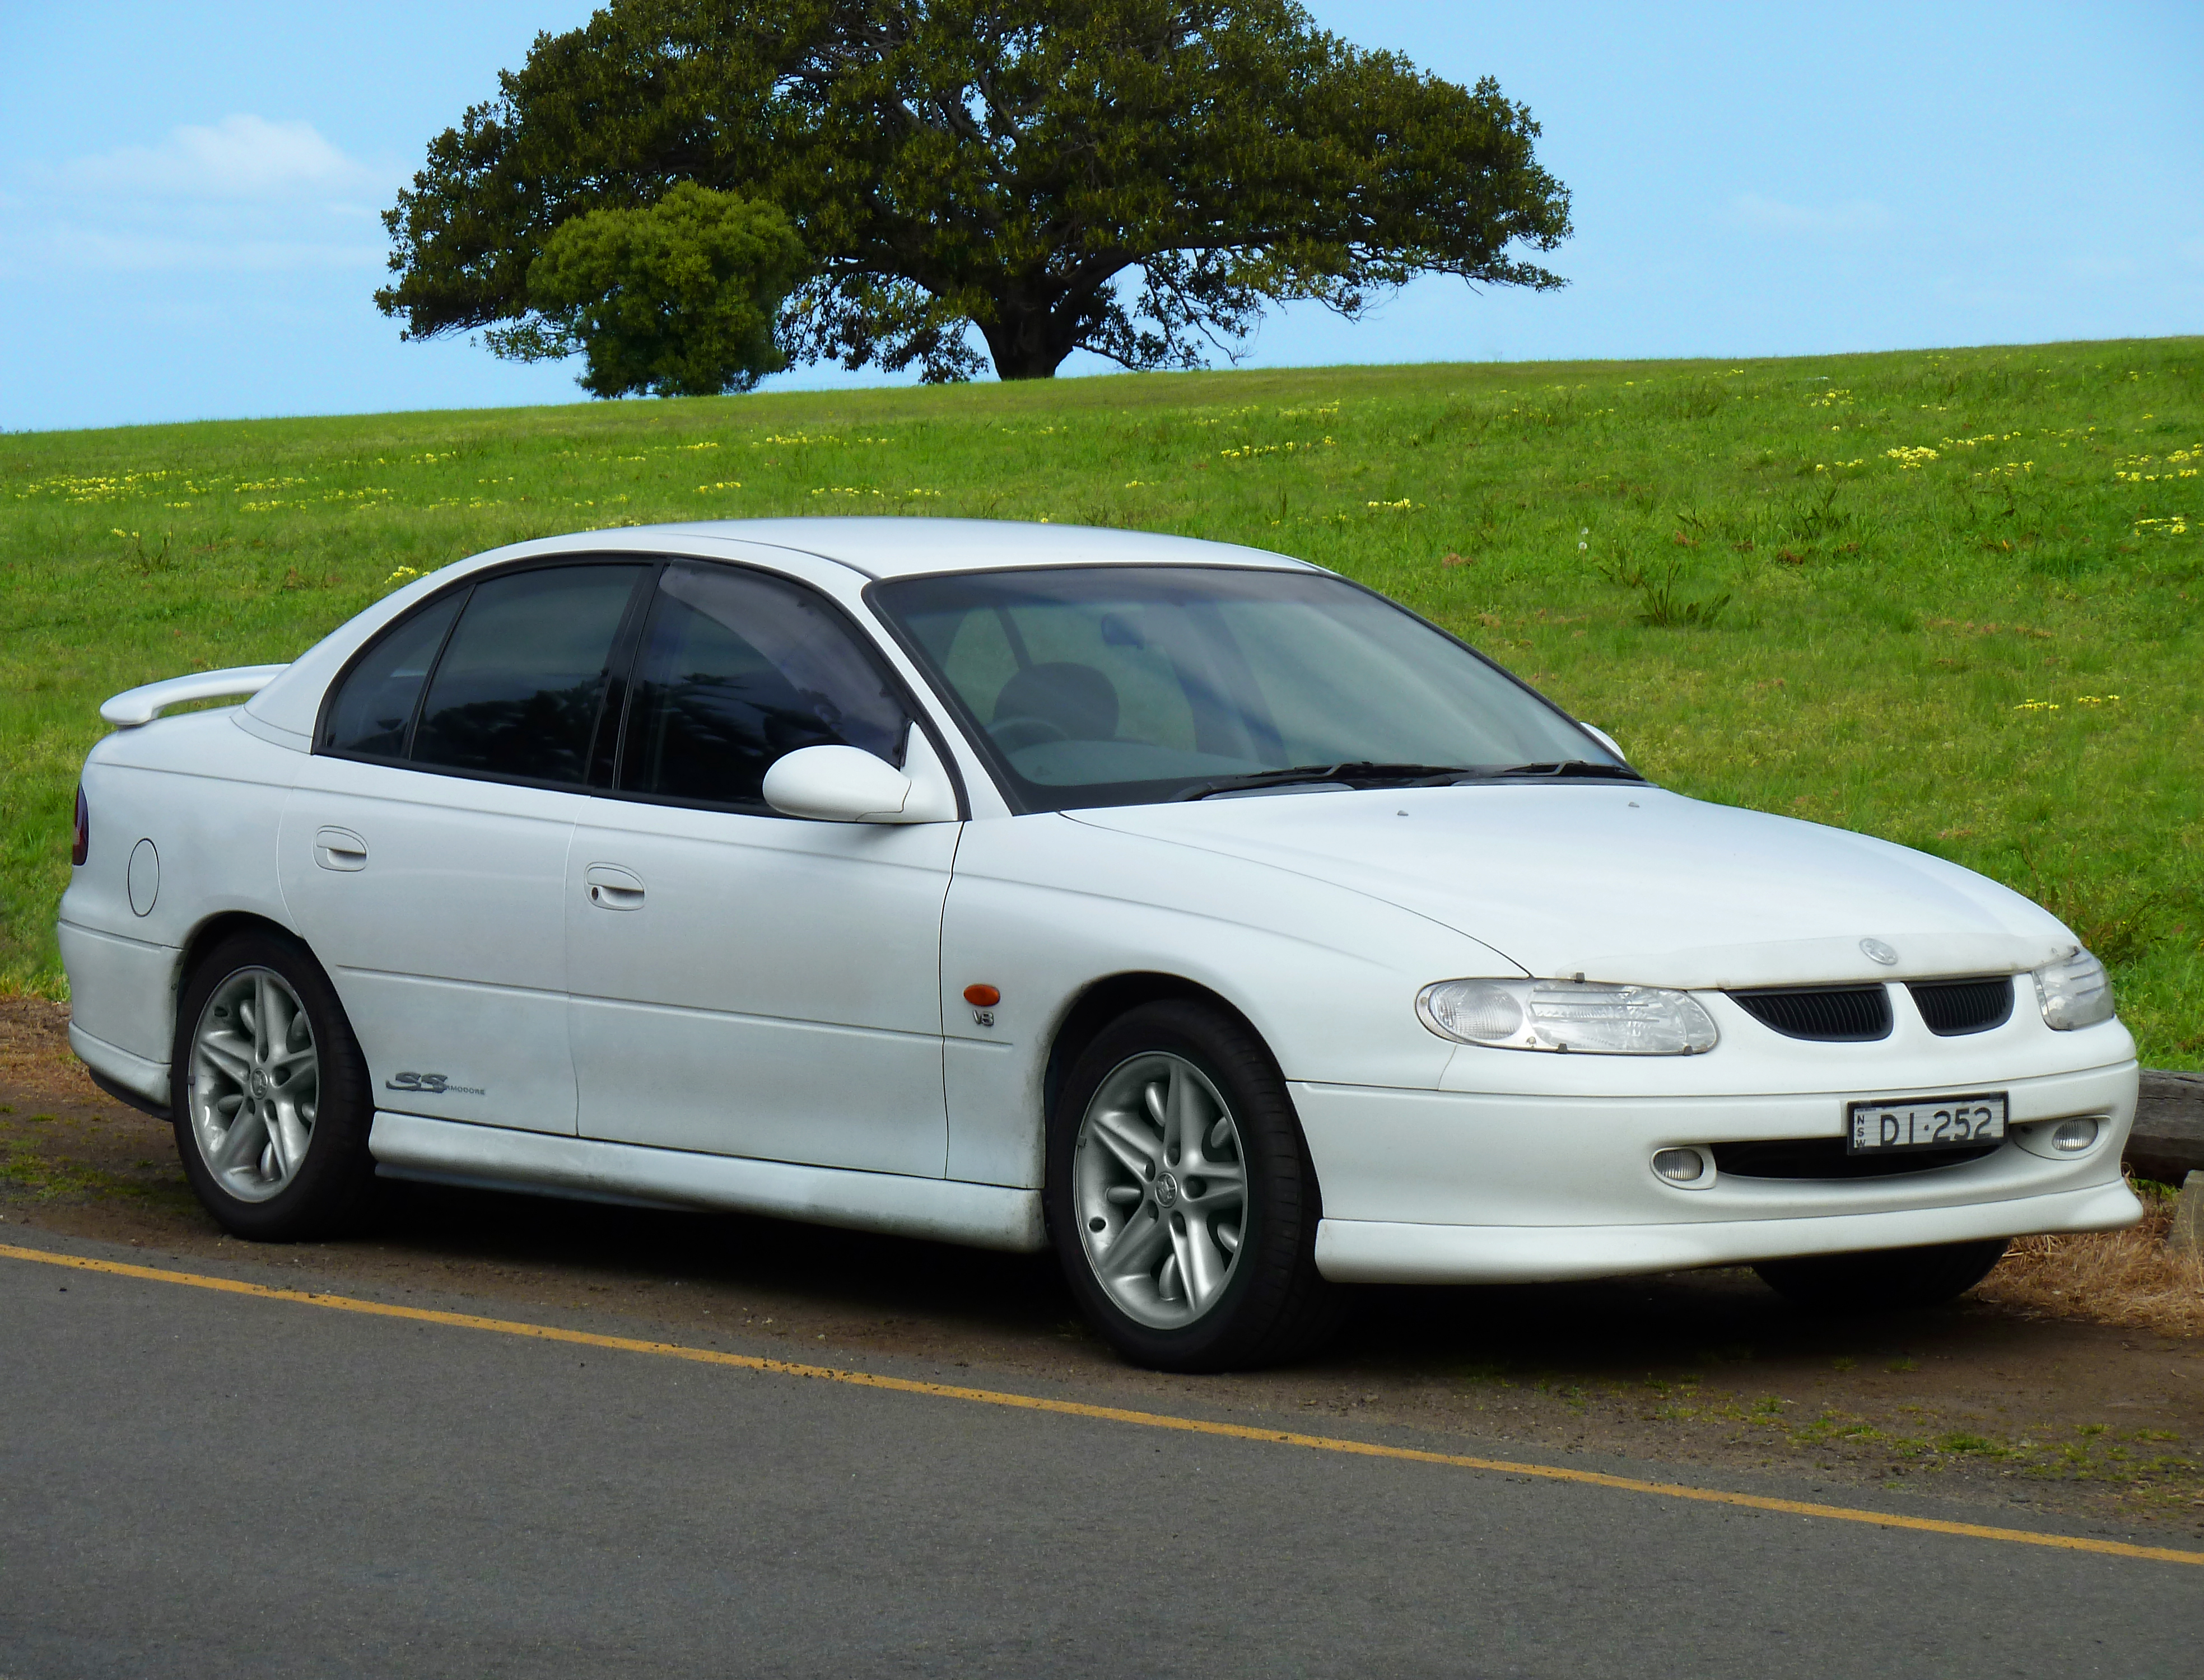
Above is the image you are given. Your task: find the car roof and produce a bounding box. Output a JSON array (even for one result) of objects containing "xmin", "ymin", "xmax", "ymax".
[{"xmin": 617, "ymin": 517, "xmax": 1321, "ymax": 580}]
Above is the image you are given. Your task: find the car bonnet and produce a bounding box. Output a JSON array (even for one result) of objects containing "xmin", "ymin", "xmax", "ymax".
[{"xmin": 1066, "ymin": 784, "xmax": 2076, "ymax": 990}]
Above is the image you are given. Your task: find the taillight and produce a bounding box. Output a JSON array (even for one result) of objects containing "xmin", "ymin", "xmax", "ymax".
[{"xmin": 72, "ymin": 785, "xmax": 89, "ymax": 866}]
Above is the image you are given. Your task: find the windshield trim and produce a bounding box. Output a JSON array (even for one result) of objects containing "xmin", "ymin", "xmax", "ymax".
[{"xmin": 862, "ymin": 562, "xmax": 1635, "ymax": 815}]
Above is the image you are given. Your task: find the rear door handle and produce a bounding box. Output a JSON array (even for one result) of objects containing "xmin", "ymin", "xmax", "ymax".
[
  {"xmin": 313, "ymin": 827, "xmax": 369, "ymax": 871},
  {"xmin": 584, "ymin": 863, "xmax": 645, "ymax": 911}
]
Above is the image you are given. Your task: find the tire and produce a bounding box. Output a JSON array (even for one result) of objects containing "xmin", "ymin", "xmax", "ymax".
[
  {"xmin": 1753, "ymin": 1238, "xmax": 2010, "ymax": 1314},
  {"xmin": 1046, "ymin": 998, "xmax": 1341, "ymax": 1372},
  {"xmin": 169, "ymin": 928, "xmax": 382, "ymax": 1242}
]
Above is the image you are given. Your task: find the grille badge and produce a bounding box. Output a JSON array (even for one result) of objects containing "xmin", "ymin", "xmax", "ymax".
[{"xmin": 1859, "ymin": 937, "xmax": 1899, "ymax": 967}]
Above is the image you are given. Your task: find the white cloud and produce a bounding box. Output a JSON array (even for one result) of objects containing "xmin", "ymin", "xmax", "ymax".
[
  {"xmin": 0, "ymin": 116, "xmax": 399, "ymax": 278},
  {"xmin": 60, "ymin": 115, "xmax": 383, "ymax": 201},
  {"xmin": 1727, "ymin": 193, "xmax": 1895, "ymax": 241}
]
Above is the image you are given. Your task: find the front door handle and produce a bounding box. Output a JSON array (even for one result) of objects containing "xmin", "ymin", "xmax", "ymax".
[
  {"xmin": 584, "ymin": 863, "xmax": 645, "ymax": 911},
  {"xmin": 313, "ymin": 827, "xmax": 368, "ymax": 871}
]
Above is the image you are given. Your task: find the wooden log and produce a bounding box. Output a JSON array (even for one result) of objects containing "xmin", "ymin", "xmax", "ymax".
[
  {"xmin": 2170, "ymin": 1172, "xmax": 2204, "ymax": 1256},
  {"xmin": 2127, "ymin": 1069, "xmax": 2204, "ymax": 1186}
]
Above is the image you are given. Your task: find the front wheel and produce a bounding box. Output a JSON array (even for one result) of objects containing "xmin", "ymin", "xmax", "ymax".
[
  {"xmin": 1047, "ymin": 1000, "xmax": 1340, "ymax": 1371},
  {"xmin": 170, "ymin": 929, "xmax": 381, "ymax": 1241},
  {"xmin": 1753, "ymin": 1238, "xmax": 2010, "ymax": 1314}
]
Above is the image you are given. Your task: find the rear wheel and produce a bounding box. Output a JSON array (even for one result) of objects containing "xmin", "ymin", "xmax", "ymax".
[
  {"xmin": 1753, "ymin": 1238, "xmax": 2010, "ymax": 1314},
  {"xmin": 170, "ymin": 929, "xmax": 380, "ymax": 1241},
  {"xmin": 1047, "ymin": 1000, "xmax": 1339, "ymax": 1371}
]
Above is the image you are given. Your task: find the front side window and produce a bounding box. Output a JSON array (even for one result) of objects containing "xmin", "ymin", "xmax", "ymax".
[
  {"xmin": 873, "ymin": 565, "xmax": 1622, "ymax": 811},
  {"xmin": 615, "ymin": 562, "xmax": 910, "ymax": 809}
]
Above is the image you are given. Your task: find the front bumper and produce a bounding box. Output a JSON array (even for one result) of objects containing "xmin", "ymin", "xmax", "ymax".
[{"xmin": 1294, "ymin": 1059, "xmax": 2140, "ymax": 1285}]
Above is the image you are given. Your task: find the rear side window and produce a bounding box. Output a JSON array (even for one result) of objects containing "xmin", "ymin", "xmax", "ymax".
[
  {"xmin": 411, "ymin": 566, "xmax": 644, "ymax": 784},
  {"xmin": 319, "ymin": 592, "xmax": 462, "ymax": 758},
  {"xmin": 617, "ymin": 562, "xmax": 908, "ymax": 808},
  {"xmin": 321, "ymin": 563, "xmax": 645, "ymax": 786}
]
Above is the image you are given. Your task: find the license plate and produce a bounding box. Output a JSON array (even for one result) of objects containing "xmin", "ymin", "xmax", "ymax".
[{"xmin": 1846, "ymin": 1093, "xmax": 2007, "ymax": 1154}]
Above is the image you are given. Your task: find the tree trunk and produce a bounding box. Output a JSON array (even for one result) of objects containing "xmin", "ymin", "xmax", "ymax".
[{"xmin": 979, "ymin": 305, "xmax": 1073, "ymax": 380}]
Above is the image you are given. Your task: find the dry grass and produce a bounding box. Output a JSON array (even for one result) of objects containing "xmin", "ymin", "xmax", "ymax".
[{"xmin": 1978, "ymin": 1180, "xmax": 2204, "ymax": 1337}]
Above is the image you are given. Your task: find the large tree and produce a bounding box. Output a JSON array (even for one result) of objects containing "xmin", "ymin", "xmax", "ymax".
[{"xmin": 377, "ymin": 0, "xmax": 1572, "ymax": 384}]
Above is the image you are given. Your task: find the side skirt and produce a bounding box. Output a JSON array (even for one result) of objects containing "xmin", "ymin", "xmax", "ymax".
[{"xmin": 369, "ymin": 1111, "xmax": 1047, "ymax": 1253}]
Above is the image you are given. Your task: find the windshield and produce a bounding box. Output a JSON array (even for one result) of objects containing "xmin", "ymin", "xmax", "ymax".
[{"xmin": 870, "ymin": 565, "xmax": 1626, "ymax": 811}]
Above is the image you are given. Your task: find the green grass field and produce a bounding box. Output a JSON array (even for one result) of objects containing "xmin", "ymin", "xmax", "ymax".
[{"xmin": 4, "ymin": 338, "xmax": 2199, "ymax": 1062}]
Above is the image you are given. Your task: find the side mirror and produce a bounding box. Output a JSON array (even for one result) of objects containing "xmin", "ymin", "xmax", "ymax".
[{"xmin": 762, "ymin": 738, "xmax": 956, "ymax": 824}]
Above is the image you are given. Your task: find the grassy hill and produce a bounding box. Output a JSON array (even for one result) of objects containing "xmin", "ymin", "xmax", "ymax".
[{"xmin": 3, "ymin": 338, "xmax": 2199, "ymax": 1063}]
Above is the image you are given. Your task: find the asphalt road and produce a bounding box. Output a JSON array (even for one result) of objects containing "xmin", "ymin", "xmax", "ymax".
[{"xmin": 2, "ymin": 1235, "xmax": 2197, "ymax": 1680}]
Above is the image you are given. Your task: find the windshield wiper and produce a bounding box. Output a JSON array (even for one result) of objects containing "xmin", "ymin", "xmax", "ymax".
[
  {"xmin": 1179, "ymin": 762, "xmax": 1475, "ymax": 801},
  {"xmin": 1181, "ymin": 758, "xmax": 1646, "ymax": 801},
  {"xmin": 1474, "ymin": 760, "xmax": 1645, "ymax": 781}
]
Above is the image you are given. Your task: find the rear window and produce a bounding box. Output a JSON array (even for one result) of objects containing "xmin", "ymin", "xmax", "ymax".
[
  {"xmin": 321, "ymin": 563, "xmax": 645, "ymax": 786},
  {"xmin": 319, "ymin": 592, "xmax": 462, "ymax": 759}
]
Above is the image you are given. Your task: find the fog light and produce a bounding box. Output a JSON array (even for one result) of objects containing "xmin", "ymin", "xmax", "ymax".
[
  {"xmin": 1653, "ymin": 1147, "xmax": 1707, "ymax": 1183},
  {"xmin": 2050, "ymin": 1118, "xmax": 2100, "ymax": 1153}
]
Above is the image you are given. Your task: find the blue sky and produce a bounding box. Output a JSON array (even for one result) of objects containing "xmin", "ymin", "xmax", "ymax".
[{"xmin": 2, "ymin": 1, "xmax": 2197, "ymax": 433}]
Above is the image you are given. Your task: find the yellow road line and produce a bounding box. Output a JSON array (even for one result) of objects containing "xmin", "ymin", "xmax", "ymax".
[{"xmin": 6, "ymin": 1239, "xmax": 2198, "ymax": 1567}]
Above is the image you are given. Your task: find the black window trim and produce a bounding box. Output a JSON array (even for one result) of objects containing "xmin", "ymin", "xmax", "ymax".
[
  {"xmin": 586, "ymin": 561, "xmax": 664, "ymax": 792},
  {"xmin": 861, "ymin": 561, "xmax": 1635, "ymax": 816},
  {"xmin": 316, "ymin": 552, "xmax": 970, "ymax": 821},
  {"xmin": 398, "ymin": 583, "xmax": 469, "ymax": 761}
]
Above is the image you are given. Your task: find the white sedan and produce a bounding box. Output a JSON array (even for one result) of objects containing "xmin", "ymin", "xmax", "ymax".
[{"xmin": 59, "ymin": 519, "xmax": 2139, "ymax": 1369}]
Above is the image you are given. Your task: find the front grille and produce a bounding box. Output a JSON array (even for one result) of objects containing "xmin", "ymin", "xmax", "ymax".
[
  {"xmin": 1908, "ymin": 977, "xmax": 2015, "ymax": 1036},
  {"xmin": 1727, "ymin": 985, "xmax": 1892, "ymax": 1042},
  {"xmin": 1711, "ymin": 1137, "xmax": 2001, "ymax": 1180}
]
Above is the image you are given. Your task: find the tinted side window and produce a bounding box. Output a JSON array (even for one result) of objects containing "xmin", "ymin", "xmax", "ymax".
[
  {"xmin": 321, "ymin": 592, "xmax": 463, "ymax": 758},
  {"xmin": 618, "ymin": 563, "xmax": 908, "ymax": 808},
  {"xmin": 412, "ymin": 566, "xmax": 644, "ymax": 785}
]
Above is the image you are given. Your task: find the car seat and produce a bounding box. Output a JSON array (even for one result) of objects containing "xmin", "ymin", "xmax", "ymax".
[{"xmin": 991, "ymin": 661, "xmax": 1121, "ymax": 743}]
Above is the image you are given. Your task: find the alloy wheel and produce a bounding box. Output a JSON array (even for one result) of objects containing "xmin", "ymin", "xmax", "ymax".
[
  {"xmin": 186, "ymin": 967, "xmax": 320, "ymax": 1203},
  {"xmin": 1073, "ymin": 1051, "xmax": 1248, "ymax": 1329}
]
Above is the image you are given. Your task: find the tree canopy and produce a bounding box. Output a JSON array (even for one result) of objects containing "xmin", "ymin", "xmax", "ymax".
[{"xmin": 377, "ymin": 1, "xmax": 1573, "ymax": 385}]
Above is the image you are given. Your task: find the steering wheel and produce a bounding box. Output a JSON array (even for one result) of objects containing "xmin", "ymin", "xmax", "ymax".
[{"xmin": 988, "ymin": 715, "xmax": 1073, "ymax": 755}]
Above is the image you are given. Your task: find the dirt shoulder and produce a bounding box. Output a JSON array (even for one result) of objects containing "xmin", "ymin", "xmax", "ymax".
[{"xmin": 4, "ymin": 996, "xmax": 2198, "ymax": 1541}]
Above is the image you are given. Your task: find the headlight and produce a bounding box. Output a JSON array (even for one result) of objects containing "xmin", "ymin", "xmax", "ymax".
[
  {"xmin": 1417, "ymin": 978, "xmax": 1719, "ymax": 1055},
  {"xmin": 2033, "ymin": 946, "xmax": 2114, "ymax": 1030}
]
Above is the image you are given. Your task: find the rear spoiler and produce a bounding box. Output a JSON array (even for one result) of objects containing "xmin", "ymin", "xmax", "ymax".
[{"xmin": 100, "ymin": 664, "xmax": 290, "ymax": 729}]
